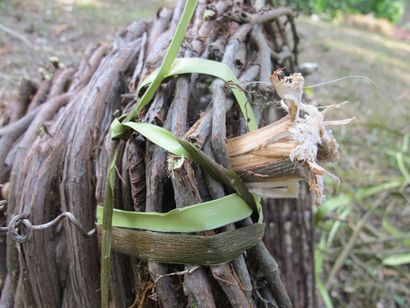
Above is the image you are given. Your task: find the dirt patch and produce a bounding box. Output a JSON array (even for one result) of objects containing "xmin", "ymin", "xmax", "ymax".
[{"xmin": 0, "ymin": 0, "xmax": 168, "ymax": 104}]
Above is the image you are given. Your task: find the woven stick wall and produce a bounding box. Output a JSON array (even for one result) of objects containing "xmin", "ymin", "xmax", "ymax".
[{"xmin": 0, "ymin": 0, "xmax": 340, "ymax": 307}]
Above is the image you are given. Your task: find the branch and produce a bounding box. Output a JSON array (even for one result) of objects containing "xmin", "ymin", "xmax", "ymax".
[{"xmin": 226, "ymin": 7, "xmax": 294, "ymax": 25}]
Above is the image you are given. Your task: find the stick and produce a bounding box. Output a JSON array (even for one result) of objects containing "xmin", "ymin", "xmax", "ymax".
[
  {"xmin": 27, "ymin": 79, "xmax": 52, "ymax": 112},
  {"xmin": 145, "ymin": 105, "xmax": 179, "ymax": 307},
  {"xmin": 169, "ymin": 76, "xmax": 216, "ymax": 308},
  {"xmin": 9, "ymin": 79, "xmax": 37, "ymax": 123},
  {"xmin": 47, "ymin": 67, "xmax": 76, "ymax": 98}
]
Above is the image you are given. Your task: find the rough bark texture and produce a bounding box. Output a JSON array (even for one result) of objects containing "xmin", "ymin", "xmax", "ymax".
[
  {"xmin": 0, "ymin": 1, "xmax": 315, "ymax": 307},
  {"xmin": 263, "ymin": 184, "xmax": 316, "ymax": 308}
]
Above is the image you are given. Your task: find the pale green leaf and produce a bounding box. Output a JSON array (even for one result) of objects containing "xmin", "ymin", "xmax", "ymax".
[
  {"xmin": 96, "ymin": 193, "xmax": 253, "ymax": 232},
  {"xmin": 122, "ymin": 122, "xmax": 259, "ymax": 218},
  {"xmin": 101, "ymin": 1, "xmax": 198, "ymax": 305},
  {"xmin": 315, "ymin": 236, "xmax": 334, "ymax": 308},
  {"xmin": 383, "ymin": 253, "xmax": 410, "ymax": 266},
  {"xmin": 126, "ymin": 0, "xmax": 199, "ymax": 122},
  {"xmin": 136, "ymin": 58, "xmax": 258, "ymax": 131},
  {"xmin": 396, "ymin": 152, "xmax": 410, "ymax": 184},
  {"xmin": 123, "ymin": 122, "xmax": 190, "ymax": 157}
]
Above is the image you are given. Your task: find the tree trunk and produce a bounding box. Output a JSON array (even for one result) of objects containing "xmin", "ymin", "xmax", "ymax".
[{"xmin": 0, "ymin": 1, "xmax": 320, "ymax": 307}]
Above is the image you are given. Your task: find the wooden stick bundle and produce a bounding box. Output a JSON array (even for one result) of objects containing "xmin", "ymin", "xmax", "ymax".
[{"xmin": 0, "ymin": 1, "xmax": 338, "ymax": 307}]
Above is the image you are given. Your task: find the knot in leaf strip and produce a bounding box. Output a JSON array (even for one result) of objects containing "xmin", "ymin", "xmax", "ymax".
[{"xmin": 110, "ymin": 115, "xmax": 132, "ymax": 140}]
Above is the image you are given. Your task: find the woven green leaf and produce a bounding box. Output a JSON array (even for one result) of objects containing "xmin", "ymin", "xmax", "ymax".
[
  {"xmin": 125, "ymin": 2, "xmax": 199, "ymax": 123},
  {"xmin": 135, "ymin": 58, "xmax": 258, "ymax": 131},
  {"xmin": 96, "ymin": 194, "xmax": 253, "ymax": 232},
  {"xmin": 101, "ymin": 1, "xmax": 199, "ymax": 306},
  {"xmin": 122, "ymin": 122, "xmax": 259, "ymax": 218}
]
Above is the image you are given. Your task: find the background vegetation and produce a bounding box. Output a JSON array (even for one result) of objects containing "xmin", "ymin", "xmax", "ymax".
[{"xmin": 283, "ymin": 0, "xmax": 407, "ymax": 23}]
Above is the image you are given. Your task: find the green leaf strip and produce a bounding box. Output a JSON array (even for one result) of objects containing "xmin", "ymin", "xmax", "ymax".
[
  {"xmin": 96, "ymin": 193, "xmax": 252, "ymax": 232},
  {"xmin": 125, "ymin": 0, "xmax": 199, "ymax": 124},
  {"xmin": 100, "ymin": 143, "xmax": 119, "ymax": 308},
  {"xmin": 101, "ymin": 0, "xmax": 262, "ymax": 277},
  {"xmin": 102, "ymin": 223, "xmax": 265, "ymax": 265},
  {"xmin": 101, "ymin": 1, "xmax": 198, "ymax": 306},
  {"xmin": 178, "ymin": 139, "xmax": 259, "ymax": 215},
  {"xmin": 135, "ymin": 58, "xmax": 258, "ymax": 131},
  {"xmin": 383, "ymin": 253, "xmax": 410, "ymax": 266},
  {"xmin": 119, "ymin": 121, "xmax": 259, "ymax": 217}
]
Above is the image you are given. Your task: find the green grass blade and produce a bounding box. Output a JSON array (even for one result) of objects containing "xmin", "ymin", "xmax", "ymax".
[
  {"xmin": 101, "ymin": 143, "xmax": 119, "ymax": 308},
  {"xmin": 101, "ymin": 1, "xmax": 198, "ymax": 307},
  {"xmin": 325, "ymin": 200, "xmax": 382, "ymax": 289},
  {"xmin": 396, "ymin": 152, "xmax": 410, "ymax": 184},
  {"xmin": 356, "ymin": 180, "xmax": 403, "ymax": 199},
  {"xmin": 124, "ymin": 122, "xmax": 190, "ymax": 156},
  {"xmin": 315, "ymin": 236, "xmax": 334, "ymax": 308},
  {"xmin": 401, "ymin": 134, "xmax": 409, "ymax": 152},
  {"xmin": 123, "ymin": 121, "xmax": 259, "ymax": 217},
  {"xmin": 326, "ymin": 206, "xmax": 352, "ymax": 249},
  {"xmin": 127, "ymin": 0, "xmax": 198, "ymax": 121},
  {"xmin": 382, "ymin": 218, "xmax": 410, "ymax": 247},
  {"xmin": 383, "ymin": 253, "xmax": 410, "ymax": 266},
  {"xmin": 314, "ymin": 194, "xmax": 352, "ymax": 227},
  {"xmin": 96, "ymin": 193, "xmax": 252, "ymax": 232},
  {"xmin": 315, "ymin": 179, "xmax": 403, "ymax": 228}
]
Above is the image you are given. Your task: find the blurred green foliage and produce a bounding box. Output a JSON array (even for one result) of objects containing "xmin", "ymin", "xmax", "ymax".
[{"xmin": 283, "ymin": 0, "xmax": 406, "ymax": 23}]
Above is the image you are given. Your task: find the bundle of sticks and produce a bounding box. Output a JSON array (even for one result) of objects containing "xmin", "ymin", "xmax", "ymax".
[{"xmin": 0, "ymin": 1, "xmax": 342, "ymax": 307}]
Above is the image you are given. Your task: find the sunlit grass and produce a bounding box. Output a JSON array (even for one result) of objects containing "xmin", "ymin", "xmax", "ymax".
[{"xmin": 299, "ymin": 15, "xmax": 410, "ymax": 306}]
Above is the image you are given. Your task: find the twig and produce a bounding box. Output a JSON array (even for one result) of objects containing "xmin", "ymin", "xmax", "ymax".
[
  {"xmin": 154, "ymin": 266, "xmax": 200, "ymax": 283},
  {"xmin": 9, "ymin": 79, "xmax": 37, "ymax": 123},
  {"xmin": 145, "ymin": 106, "xmax": 180, "ymax": 308},
  {"xmin": 132, "ymin": 282, "xmax": 154, "ymax": 308},
  {"xmin": 130, "ymin": 32, "xmax": 148, "ymax": 91},
  {"xmin": 69, "ymin": 44, "xmax": 109, "ymax": 91},
  {"xmin": 169, "ymin": 76, "xmax": 216, "ymax": 307},
  {"xmin": 27, "ymin": 79, "xmax": 52, "ymax": 112},
  {"xmin": 210, "ymin": 26, "xmax": 249, "ymax": 168},
  {"xmin": 47, "ymin": 67, "xmax": 76, "ymax": 98},
  {"xmin": 285, "ymin": 14, "xmax": 299, "ymax": 66},
  {"xmin": 255, "ymin": 287, "xmax": 278, "ymax": 307},
  {"xmin": 249, "ymin": 240, "xmax": 292, "ymax": 308},
  {"xmin": 226, "ymin": 7, "xmax": 294, "ymax": 25},
  {"xmin": 0, "ymin": 23, "xmax": 35, "ymax": 49},
  {"xmin": 211, "ymin": 79, "xmax": 231, "ymax": 168},
  {"xmin": 202, "ymin": 142, "xmax": 254, "ymax": 308},
  {"xmin": 185, "ymin": 64, "xmax": 259, "ymax": 148},
  {"xmin": 145, "ymin": 8, "xmax": 173, "ymax": 56},
  {"xmin": 251, "ymin": 26, "xmax": 272, "ymax": 91}
]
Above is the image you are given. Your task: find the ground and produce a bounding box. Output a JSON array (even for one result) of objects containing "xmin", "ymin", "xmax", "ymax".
[
  {"xmin": 1, "ymin": 0, "xmax": 409, "ymax": 306},
  {"xmin": 299, "ymin": 15, "xmax": 410, "ymax": 307}
]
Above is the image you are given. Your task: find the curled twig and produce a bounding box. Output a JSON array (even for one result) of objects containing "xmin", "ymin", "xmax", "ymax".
[{"xmin": 154, "ymin": 266, "xmax": 200, "ymax": 284}]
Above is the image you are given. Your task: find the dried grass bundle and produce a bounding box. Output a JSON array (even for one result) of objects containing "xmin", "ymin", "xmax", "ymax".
[{"xmin": 228, "ymin": 70, "xmax": 346, "ymax": 203}]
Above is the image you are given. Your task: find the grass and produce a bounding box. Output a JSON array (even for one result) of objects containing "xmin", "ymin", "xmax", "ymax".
[{"xmin": 299, "ymin": 16, "xmax": 410, "ymax": 307}]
